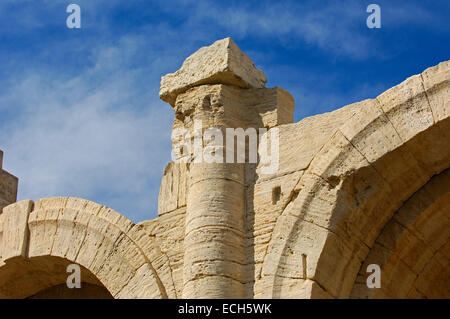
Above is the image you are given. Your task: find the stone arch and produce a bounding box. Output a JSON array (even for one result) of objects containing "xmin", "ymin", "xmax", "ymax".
[
  {"xmin": 257, "ymin": 61, "xmax": 449, "ymax": 298},
  {"xmin": 0, "ymin": 197, "xmax": 176, "ymax": 298}
]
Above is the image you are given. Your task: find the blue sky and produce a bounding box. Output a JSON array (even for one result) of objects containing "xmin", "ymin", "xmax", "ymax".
[{"xmin": 0, "ymin": 0, "xmax": 448, "ymax": 222}]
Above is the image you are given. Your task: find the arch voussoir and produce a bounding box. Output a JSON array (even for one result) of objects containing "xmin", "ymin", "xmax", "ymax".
[{"xmin": 0, "ymin": 197, "xmax": 175, "ymax": 298}]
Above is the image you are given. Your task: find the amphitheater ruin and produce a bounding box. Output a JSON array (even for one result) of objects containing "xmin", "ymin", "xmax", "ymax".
[{"xmin": 0, "ymin": 38, "xmax": 449, "ymax": 299}]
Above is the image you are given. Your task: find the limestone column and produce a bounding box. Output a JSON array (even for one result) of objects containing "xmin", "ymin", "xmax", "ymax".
[
  {"xmin": 171, "ymin": 83, "xmax": 251, "ymax": 298},
  {"xmin": 184, "ymin": 161, "xmax": 246, "ymax": 298}
]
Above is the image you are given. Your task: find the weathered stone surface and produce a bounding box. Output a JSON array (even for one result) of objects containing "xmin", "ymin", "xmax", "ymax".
[
  {"xmin": 0, "ymin": 150, "xmax": 18, "ymax": 212},
  {"xmin": 0, "ymin": 197, "xmax": 174, "ymax": 299},
  {"xmin": 158, "ymin": 162, "xmax": 188, "ymax": 216},
  {"xmin": 160, "ymin": 38, "xmax": 267, "ymax": 106},
  {"xmin": 350, "ymin": 169, "xmax": 450, "ymax": 298},
  {"xmin": 138, "ymin": 207, "xmax": 186, "ymax": 298},
  {"xmin": 257, "ymin": 59, "xmax": 449, "ymax": 299},
  {"xmin": 0, "ymin": 200, "xmax": 33, "ymax": 261}
]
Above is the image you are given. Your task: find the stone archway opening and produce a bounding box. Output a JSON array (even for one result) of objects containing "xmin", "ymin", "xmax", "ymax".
[
  {"xmin": 350, "ymin": 168, "xmax": 450, "ymax": 298},
  {"xmin": 0, "ymin": 255, "xmax": 113, "ymax": 299}
]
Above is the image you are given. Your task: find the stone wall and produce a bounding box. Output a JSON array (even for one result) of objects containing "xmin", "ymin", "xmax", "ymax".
[{"xmin": 0, "ymin": 150, "xmax": 18, "ymax": 212}]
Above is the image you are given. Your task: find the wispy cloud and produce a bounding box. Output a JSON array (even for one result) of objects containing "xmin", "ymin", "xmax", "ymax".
[
  {"xmin": 182, "ymin": 0, "xmax": 372, "ymax": 59},
  {"xmin": 173, "ymin": 0, "xmax": 448, "ymax": 60},
  {"xmin": 0, "ymin": 34, "xmax": 174, "ymax": 222}
]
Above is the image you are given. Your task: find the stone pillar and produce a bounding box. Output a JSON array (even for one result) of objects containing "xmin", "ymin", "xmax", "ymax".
[
  {"xmin": 172, "ymin": 83, "xmax": 251, "ymax": 298},
  {"xmin": 159, "ymin": 38, "xmax": 294, "ymax": 298},
  {"xmin": 185, "ymin": 162, "xmax": 246, "ymax": 298}
]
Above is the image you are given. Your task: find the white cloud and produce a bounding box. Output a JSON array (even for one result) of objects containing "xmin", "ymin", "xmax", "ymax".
[
  {"xmin": 0, "ymin": 34, "xmax": 174, "ymax": 222},
  {"xmin": 177, "ymin": 0, "xmax": 447, "ymax": 60},
  {"xmin": 180, "ymin": 0, "xmax": 372, "ymax": 59}
]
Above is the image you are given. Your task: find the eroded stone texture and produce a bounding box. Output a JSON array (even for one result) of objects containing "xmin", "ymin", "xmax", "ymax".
[
  {"xmin": 138, "ymin": 207, "xmax": 186, "ymax": 297},
  {"xmin": 158, "ymin": 162, "xmax": 188, "ymax": 216},
  {"xmin": 159, "ymin": 41, "xmax": 294, "ymax": 297},
  {"xmin": 160, "ymin": 38, "xmax": 267, "ymax": 106},
  {"xmin": 0, "ymin": 38, "xmax": 449, "ymax": 299},
  {"xmin": 254, "ymin": 58, "xmax": 450, "ymax": 299},
  {"xmin": 0, "ymin": 200, "xmax": 33, "ymax": 261},
  {"xmin": 160, "ymin": 41, "xmax": 295, "ymax": 297},
  {"xmin": 0, "ymin": 150, "xmax": 18, "ymax": 212},
  {"xmin": 0, "ymin": 197, "xmax": 175, "ymax": 299}
]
